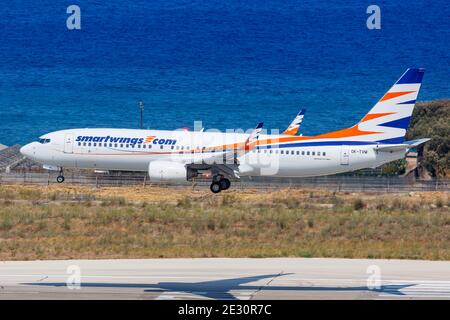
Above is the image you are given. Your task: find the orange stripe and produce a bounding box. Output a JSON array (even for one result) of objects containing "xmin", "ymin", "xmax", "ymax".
[
  {"xmin": 380, "ymin": 91, "xmax": 415, "ymax": 102},
  {"xmin": 313, "ymin": 126, "xmax": 381, "ymax": 139},
  {"xmin": 282, "ymin": 127, "xmax": 298, "ymax": 135},
  {"xmin": 360, "ymin": 112, "xmax": 396, "ymax": 122}
]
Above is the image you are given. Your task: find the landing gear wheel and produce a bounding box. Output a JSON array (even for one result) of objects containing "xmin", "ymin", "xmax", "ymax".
[
  {"xmin": 220, "ymin": 178, "xmax": 231, "ymax": 190},
  {"xmin": 56, "ymin": 175, "xmax": 65, "ymax": 183},
  {"xmin": 210, "ymin": 182, "xmax": 221, "ymax": 193}
]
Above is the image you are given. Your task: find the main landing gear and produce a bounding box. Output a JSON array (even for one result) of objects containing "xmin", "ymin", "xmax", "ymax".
[
  {"xmin": 210, "ymin": 175, "xmax": 231, "ymax": 193},
  {"xmin": 56, "ymin": 168, "xmax": 65, "ymax": 183}
]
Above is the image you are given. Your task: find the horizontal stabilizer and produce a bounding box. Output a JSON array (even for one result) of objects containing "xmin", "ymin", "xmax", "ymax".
[{"xmin": 375, "ymin": 138, "xmax": 430, "ymax": 152}]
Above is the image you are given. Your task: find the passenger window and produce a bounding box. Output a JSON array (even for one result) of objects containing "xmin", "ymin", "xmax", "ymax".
[
  {"xmin": 312, "ymin": 152, "xmax": 315, "ymax": 156},
  {"xmin": 120, "ymin": 144, "xmax": 123, "ymax": 148},
  {"xmin": 88, "ymin": 143, "xmax": 92, "ymax": 147},
  {"xmin": 301, "ymin": 151, "xmax": 305, "ymax": 155},
  {"xmin": 323, "ymin": 152, "xmax": 326, "ymax": 156},
  {"xmin": 296, "ymin": 151, "xmax": 299, "ymax": 155},
  {"xmin": 160, "ymin": 145, "xmax": 163, "ymax": 149},
  {"xmin": 280, "ymin": 150, "xmax": 284, "ymax": 154},
  {"xmin": 307, "ymin": 151, "xmax": 310, "ymax": 155},
  {"xmin": 171, "ymin": 146, "xmax": 174, "ymax": 150},
  {"xmin": 109, "ymin": 143, "xmax": 112, "ymax": 147}
]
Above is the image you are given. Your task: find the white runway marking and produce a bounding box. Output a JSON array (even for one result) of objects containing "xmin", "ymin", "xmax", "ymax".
[{"xmin": 379, "ymin": 281, "xmax": 450, "ymax": 298}]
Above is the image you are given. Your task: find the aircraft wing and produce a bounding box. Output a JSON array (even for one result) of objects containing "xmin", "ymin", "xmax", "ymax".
[
  {"xmin": 190, "ymin": 123, "xmax": 263, "ymax": 164},
  {"xmin": 282, "ymin": 109, "xmax": 305, "ymax": 135},
  {"xmin": 187, "ymin": 123, "xmax": 264, "ymax": 179},
  {"xmin": 375, "ymin": 138, "xmax": 431, "ymax": 152}
]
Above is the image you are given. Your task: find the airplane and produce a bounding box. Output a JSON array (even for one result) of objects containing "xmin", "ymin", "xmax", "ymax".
[
  {"xmin": 20, "ymin": 68, "xmax": 430, "ymax": 193},
  {"xmin": 282, "ymin": 109, "xmax": 306, "ymax": 136}
]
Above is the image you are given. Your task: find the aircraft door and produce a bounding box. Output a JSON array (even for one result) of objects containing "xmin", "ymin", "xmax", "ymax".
[
  {"xmin": 340, "ymin": 145, "xmax": 350, "ymax": 165},
  {"xmin": 64, "ymin": 134, "xmax": 74, "ymax": 154}
]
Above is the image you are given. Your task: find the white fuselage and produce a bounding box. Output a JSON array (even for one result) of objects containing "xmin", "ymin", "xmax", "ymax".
[{"xmin": 20, "ymin": 128, "xmax": 405, "ymax": 178}]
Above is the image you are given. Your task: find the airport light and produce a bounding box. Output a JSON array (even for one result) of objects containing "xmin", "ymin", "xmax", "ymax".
[{"xmin": 139, "ymin": 101, "xmax": 144, "ymax": 129}]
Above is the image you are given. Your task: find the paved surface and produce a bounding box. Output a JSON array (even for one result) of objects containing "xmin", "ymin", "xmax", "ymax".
[{"xmin": 1, "ymin": 258, "xmax": 450, "ymax": 300}]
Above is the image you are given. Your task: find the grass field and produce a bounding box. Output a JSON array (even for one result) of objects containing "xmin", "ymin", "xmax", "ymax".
[{"xmin": 0, "ymin": 185, "xmax": 449, "ymax": 261}]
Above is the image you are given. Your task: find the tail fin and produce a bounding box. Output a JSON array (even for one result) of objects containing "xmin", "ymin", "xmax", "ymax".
[
  {"xmin": 357, "ymin": 68, "xmax": 425, "ymax": 143},
  {"xmin": 283, "ymin": 109, "xmax": 306, "ymax": 135}
]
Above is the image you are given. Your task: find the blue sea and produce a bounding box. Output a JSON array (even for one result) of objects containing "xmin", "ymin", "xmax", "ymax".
[{"xmin": 0, "ymin": 0, "xmax": 449, "ymax": 146}]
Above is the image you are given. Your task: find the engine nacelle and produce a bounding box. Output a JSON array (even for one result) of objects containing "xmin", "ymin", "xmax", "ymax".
[{"xmin": 148, "ymin": 161, "xmax": 188, "ymax": 182}]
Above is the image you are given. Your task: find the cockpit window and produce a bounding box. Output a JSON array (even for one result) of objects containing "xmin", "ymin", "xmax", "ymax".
[{"xmin": 38, "ymin": 138, "xmax": 51, "ymax": 144}]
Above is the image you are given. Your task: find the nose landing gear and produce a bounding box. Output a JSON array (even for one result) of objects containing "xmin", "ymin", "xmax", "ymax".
[
  {"xmin": 210, "ymin": 175, "xmax": 231, "ymax": 193},
  {"xmin": 56, "ymin": 168, "xmax": 65, "ymax": 183}
]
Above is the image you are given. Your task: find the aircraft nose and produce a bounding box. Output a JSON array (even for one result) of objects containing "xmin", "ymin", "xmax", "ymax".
[{"xmin": 20, "ymin": 144, "xmax": 33, "ymax": 158}]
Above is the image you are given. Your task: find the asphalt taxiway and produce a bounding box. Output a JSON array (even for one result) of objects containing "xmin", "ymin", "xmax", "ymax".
[{"xmin": 1, "ymin": 258, "xmax": 450, "ymax": 299}]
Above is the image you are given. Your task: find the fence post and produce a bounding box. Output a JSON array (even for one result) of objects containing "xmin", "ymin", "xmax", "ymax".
[{"xmin": 143, "ymin": 175, "xmax": 147, "ymax": 187}]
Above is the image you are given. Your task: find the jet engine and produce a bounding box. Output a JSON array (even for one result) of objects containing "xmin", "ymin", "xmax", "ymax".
[{"xmin": 148, "ymin": 161, "xmax": 189, "ymax": 182}]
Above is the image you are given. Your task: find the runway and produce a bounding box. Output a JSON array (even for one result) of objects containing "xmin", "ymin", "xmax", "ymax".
[{"xmin": 1, "ymin": 258, "xmax": 450, "ymax": 300}]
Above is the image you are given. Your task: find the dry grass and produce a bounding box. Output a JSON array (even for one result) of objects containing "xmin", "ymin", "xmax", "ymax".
[{"xmin": 0, "ymin": 185, "xmax": 449, "ymax": 261}]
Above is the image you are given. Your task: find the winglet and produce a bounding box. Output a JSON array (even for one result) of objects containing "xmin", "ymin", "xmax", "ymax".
[
  {"xmin": 283, "ymin": 109, "xmax": 306, "ymax": 135},
  {"xmin": 244, "ymin": 122, "xmax": 264, "ymax": 151}
]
